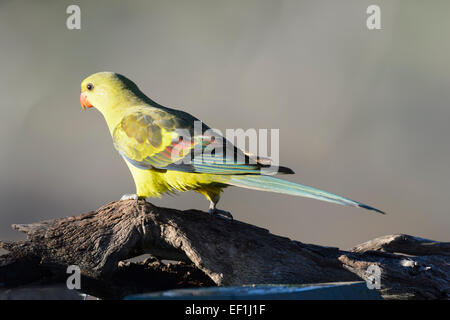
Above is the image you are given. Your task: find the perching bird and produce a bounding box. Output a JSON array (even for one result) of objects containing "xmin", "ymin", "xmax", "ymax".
[{"xmin": 80, "ymin": 72, "xmax": 384, "ymax": 219}]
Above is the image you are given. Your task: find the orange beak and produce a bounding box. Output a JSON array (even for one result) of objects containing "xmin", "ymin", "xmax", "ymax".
[{"xmin": 80, "ymin": 92, "xmax": 93, "ymax": 110}]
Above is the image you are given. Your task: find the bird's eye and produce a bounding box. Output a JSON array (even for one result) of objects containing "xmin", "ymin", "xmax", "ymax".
[{"xmin": 87, "ymin": 83, "xmax": 94, "ymax": 91}]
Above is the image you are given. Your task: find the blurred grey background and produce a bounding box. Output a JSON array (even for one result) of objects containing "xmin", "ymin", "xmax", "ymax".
[{"xmin": 0, "ymin": 0, "xmax": 448, "ymax": 249}]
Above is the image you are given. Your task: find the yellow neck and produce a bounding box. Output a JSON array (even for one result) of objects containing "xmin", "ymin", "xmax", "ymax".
[
  {"xmin": 96, "ymin": 91, "xmax": 143, "ymax": 135},
  {"xmin": 101, "ymin": 105, "xmax": 126, "ymax": 135}
]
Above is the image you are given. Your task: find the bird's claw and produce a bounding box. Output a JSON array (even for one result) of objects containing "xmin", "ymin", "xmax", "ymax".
[
  {"xmin": 208, "ymin": 208, "xmax": 234, "ymax": 221},
  {"xmin": 121, "ymin": 194, "xmax": 146, "ymax": 206},
  {"xmin": 120, "ymin": 194, "xmax": 139, "ymax": 201}
]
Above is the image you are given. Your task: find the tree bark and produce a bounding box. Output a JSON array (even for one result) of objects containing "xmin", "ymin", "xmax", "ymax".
[{"xmin": 0, "ymin": 200, "xmax": 448, "ymax": 299}]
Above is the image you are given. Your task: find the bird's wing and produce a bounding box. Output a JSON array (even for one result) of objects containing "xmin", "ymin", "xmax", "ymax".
[{"xmin": 112, "ymin": 106, "xmax": 266, "ymax": 174}]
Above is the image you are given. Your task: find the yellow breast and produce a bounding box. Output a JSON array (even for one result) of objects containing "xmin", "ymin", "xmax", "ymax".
[{"xmin": 124, "ymin": 160, "xmax": 228, "ymax": 198}]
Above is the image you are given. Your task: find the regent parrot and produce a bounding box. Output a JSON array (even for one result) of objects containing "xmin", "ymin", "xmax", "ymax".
[{"xmin": 80, "ymin": 72, "xmax": 384, "ymax": 219}]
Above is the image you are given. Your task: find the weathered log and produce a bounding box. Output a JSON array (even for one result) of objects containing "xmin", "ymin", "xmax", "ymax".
[{"xmin": 0, "ymin": 200, "xmax": 448, "ymax": 299}]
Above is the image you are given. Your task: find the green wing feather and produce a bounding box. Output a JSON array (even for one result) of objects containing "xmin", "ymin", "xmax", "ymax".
[{"xmin": 112, "ymin": 106, "xmax": 270, "ymax": 174}]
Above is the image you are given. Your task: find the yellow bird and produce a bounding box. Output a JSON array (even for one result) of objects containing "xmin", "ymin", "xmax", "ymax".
[{"xmin": 80, "ymin": 72, "xmax": 383, "ymax": 219}]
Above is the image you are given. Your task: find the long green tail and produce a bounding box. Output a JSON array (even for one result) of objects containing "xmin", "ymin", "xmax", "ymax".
[{"xmin": 227, "ymin": 175, "xmax": 384, "ymax": 214}]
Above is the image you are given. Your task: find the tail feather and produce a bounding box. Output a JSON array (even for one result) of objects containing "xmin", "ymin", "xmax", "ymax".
[{"xmin": 227, "ymin": 175, "xmax": 384, "ymax": 214}]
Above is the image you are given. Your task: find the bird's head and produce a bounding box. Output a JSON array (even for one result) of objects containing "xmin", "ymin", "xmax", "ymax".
[{"xmin": 80, "ymin": 72, "xmax": 144, "ymax": 115}]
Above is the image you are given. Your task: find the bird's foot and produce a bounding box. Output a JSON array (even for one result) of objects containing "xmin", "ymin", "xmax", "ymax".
[
  {"xmin": 208, "ymin": 208, "xmax": 234, "ymax": 221},
  {"xmin": 120, "ymin": 194, "xmax": 147, "ymax": 205},
  {"xmin": 120, "ymin": 194, "xmax": 138, "ymax": 201}
]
